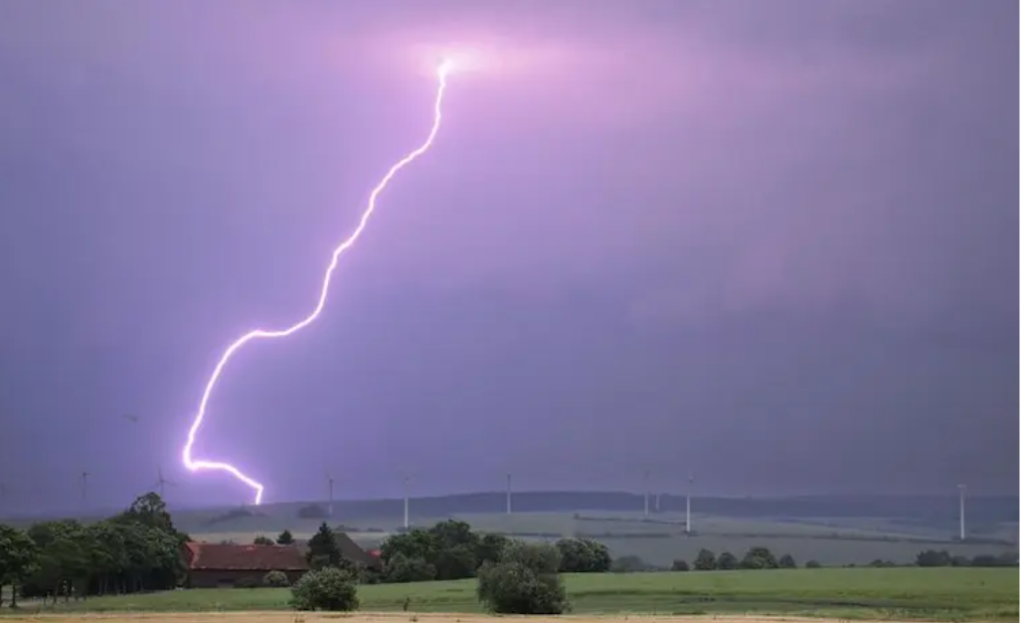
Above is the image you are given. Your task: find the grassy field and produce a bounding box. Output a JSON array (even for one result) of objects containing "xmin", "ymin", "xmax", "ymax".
[{"xmin": 6, "ymin": 568, "xmax": 1017, "ymax": 621}]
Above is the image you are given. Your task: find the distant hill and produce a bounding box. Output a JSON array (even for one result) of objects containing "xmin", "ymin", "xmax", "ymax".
[
  {"xmin": 5, "ymin": 490, "xmax": 1017, "ymax": 527},
  {"xmin": 191, "ymin": 491, "xmax": 1018, "ymax": 523}
]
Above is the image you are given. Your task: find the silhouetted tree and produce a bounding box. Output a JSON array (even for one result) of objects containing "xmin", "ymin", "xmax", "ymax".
[
  {"xmin": 716, "ymin": 551, "xmax": 738, "ymax": 570},
  {"xmin": 740, "ymin": 546, "xmax": 778, "ymax": 570},
  {"xmin": 306, "ymin": 523, "xmax": 342, "ymax": 570},
  {"xmin": 694, "ymin": 548, "xmax": 717, "ymax": 571},
  {"xmin": 276, "ymin": 530, "xmax": 295, "ymax": 545},
  {"xmin": 0, "ymin": 524, "xmax": 37, "ymax": 608}
]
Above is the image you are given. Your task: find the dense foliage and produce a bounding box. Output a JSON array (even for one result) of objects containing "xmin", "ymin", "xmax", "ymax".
[
  {"xmin": 0, "ymin": 493, "xmax": 188, "ymax": 604},
  {"xmin": 290, "ymin": 567, "xmax": 359, "ymax": 611},
  {"xmin": 477, "ymin": 540, "xmax": 568, "ymax": 614}
]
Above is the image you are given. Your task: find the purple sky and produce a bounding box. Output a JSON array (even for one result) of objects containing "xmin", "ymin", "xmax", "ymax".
[{"xmin": 0, "ymin": 0, "xmax": 1017, "ymax": 511}]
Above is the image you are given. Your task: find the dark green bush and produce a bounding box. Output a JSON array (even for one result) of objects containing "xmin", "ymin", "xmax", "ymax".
[{"xmin": 290, "ymin": 567, "xmax": 359, "ymax": 612}]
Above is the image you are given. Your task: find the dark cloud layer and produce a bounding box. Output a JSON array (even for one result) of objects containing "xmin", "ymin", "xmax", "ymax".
[{"xmin": 0, "ymin": 0, "xmax": 1016, "ymax": 511}]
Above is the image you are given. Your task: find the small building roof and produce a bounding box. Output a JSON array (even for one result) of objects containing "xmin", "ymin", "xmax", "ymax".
[{"xmin": 184, "ymin": 541, "xmax": 310, "ymax": 572}]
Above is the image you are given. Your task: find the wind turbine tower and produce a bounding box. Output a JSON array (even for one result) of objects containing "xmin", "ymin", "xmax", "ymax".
[
  {"xmin": 685, "ymin": 474, "xmax": 695, "ymax": 535},
  {"xmin": 80, "ymin": 471, "xmax": 90, "ymax": 511},
  {"xmin": 325, "ymin": 472, "xmax": 335, "ymax": 519},
  {"xmin": 402, "ymin": 474, "xmax": 412, "ymax": 530},
  {"xmin": 505, "ymin": 473, "xmax": 513, "ymax": 515},
  {"xmin": 957, "ymin": 484, "xmax": 967, "ymax": 541},
  {"xmin": 643, "ymin": 469, "xmax": 651, "ymax": 517}
]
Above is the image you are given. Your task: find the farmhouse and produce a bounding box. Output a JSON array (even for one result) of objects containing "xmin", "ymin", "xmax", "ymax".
[
  {"xmin": 183, "ymin": 542, "xmax": 309, "ymax": 588},
  {"xmin": 183, "ymin": 532, "xmax": 381, "ymax": 587}
]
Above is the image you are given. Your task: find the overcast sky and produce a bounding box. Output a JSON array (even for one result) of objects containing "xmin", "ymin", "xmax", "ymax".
[{"xmin": 0, "ymin": 0, "xmax": 1017, "ymax": 512}]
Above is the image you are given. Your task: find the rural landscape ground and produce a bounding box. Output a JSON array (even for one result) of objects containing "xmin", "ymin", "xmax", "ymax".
[
  {"xmin": 1, "ymin": 492, "xmax": 1017, "ymax": 621},
  {"xmin": 167, "ymin": 491, "xmax": 1018, "ymax": 568},
  {"xmin": 1, "ymin": 568, "xmax": 1018, "ymax": 621}
]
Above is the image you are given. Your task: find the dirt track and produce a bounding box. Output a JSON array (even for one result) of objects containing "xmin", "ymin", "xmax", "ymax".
[{"xmin": 0, "ymin": 614, "xmax": 905, "ymax": 623}]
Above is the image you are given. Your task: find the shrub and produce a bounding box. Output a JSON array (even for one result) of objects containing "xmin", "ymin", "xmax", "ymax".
[
  {"xmin": 384, "ymin": 553, "xmax": 437, "ymax": 583},
  {"xmin": 556, "ymin": 538, "xmax": 612, "ymax": 573},
  {"xmin": 290, "ymin": 567, "xmax": 359, "ymax": 612},
  {"xmin": 740, "ymin": 546, "xmax": 778, "ymax": 570},
  {"xmin": 716, "ymin": 551, "xmax": 738, "ymax": 570},
  {"xmin": 264, "ymin": 570, "xmax": 290, "ymax": 587},
  {"xmin": 477, "ymin": 541, "xmax": 568, "ymax": 615},
  {"xmin": 805, "ymin": 560, "xmax": 822, "ymax": 569},
  {"xmin": 693, "ymin": 548, "xmax": 717, "ymax": 571},
  {"xmin": 671, "ymin": 559, "xmax": 690, "ymax": 571}
]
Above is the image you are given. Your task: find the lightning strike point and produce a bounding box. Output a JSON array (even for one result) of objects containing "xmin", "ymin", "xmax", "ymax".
[{"xmin": 180, "ymin": 64, "xmax": 453, "ymax": 506}]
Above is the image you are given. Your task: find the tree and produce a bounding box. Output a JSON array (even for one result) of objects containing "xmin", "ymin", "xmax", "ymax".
[
  {"xmin": 693, "ymin": 548, "xmax": 717, "ymax": 571},
  {"xmin": 428, "ymin": 520, "xmax": 481, "ymax": 580},
  {"xmin": 290, "ymin": 567, "xmax": 359, "ymax": 611},
  {"xmin": 805, "ymin": 560, "xmax": 822, "ymax": 569},
  {"xmin": 383, "ymin": 553, "xmax": 436, "ymax": 583},
  {"xmin": 253, "ymin": 535, "xmax": 274, "ymax": 546},
  {"xmin": 379, "ymin": 528, "xmax": 437, "ymax": 567},
  {"xmin": 115, "ymin": 493, "xmax": 176, "ymax": 534},
  {"xmin": 477, "ymin": 541, "xmax": 567, "ymax": 615},
  {"xmin": 27, "ymin": 520, "xmax": 89, "ymax": 603},
  {"xmin": 306, "ymin": 523, "xmax": 342, "ymax": 570},
  {"xmin": 740, "ymin": 546, "xmax": 778, "ymax": 570},
  {"xmin": 0, "ymin": 524, "xmax": 37, "ymax": 608},
  {"xmin": 916, "ymin": 549, "xmax": 953, "ymax": 567},
  {"xmin": 276, "ymin": 530, "xmax": 295, "ymax": 546},
  {"xmin": 716, "ymin": 551, "xmax": 738, "ymax": 570},
  {"xmin": 477, "ymin": 533, "xmax": 510, "ymax": 566},
  {"xmin": 778, "ymin": 553, "xmax": 797, "ymax": 569},
  {"xmin": 671, "ymin": 559, "xmax": 690, "ymax": 572},
  {"xmin": 556, "ymin": 538, "xmax": 611, "ymax": 573}
]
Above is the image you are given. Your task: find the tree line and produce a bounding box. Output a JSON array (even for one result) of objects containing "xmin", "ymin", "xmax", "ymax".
[
  {"xmin": 0, "ymin": 493, "xmax": 187, "ymax": 607},
  {"xmin": 295, "ymin": 519, "xmax": 611, "ymax": 585}
]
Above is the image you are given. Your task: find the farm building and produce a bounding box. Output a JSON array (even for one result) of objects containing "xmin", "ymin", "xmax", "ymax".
[
  {"xmin": 182, "ymin": 542, "xmax": 309, "ymax": 588},
  {"xmin": 332, "ymin": 532, "xmax": 384, "ymax": 571},
  {"xmin": 183, "ymin": 532, "xmax": 381, "ymax": 587}
]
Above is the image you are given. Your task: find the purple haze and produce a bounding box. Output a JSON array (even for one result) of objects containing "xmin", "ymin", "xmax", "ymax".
[{"xmin": 0, "ymin": 0, "xmax": 1017, "ymax": 511}]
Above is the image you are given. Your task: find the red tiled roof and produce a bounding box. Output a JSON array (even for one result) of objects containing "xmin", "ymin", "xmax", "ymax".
[{"xmin": 184, "ymin": 541, "xmax": 310, "ymax": 571}]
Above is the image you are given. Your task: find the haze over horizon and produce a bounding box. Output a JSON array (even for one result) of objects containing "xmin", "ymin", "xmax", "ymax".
[{"xmin": 0, "ymin": 0, "xmax": 1018, "ymax": 513}]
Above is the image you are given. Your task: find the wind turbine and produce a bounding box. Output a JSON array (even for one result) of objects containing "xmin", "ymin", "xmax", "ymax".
[
  {"xmin": 505, "ymin": 473, "xmax": 513, "ymax": 515},
  {"xmin": 153, "ymin": 466, "xmax": 177, "ymax": 499},
  {"xmin": 325, "ymin": 471, "xmax": 335, "ymax": 519},
  {"xmin": 685, "ymin": 473, "xmax": 695, "ymax": 535},
  {"xmin": 957, "ymin": 484, "xmax": 967, "ymax": 541},
  {"xmin": 79, "ymin": 471, "xmax": 90, "ymax": 511},
  {"xmin": 402, "ymin": 473, "xmax": 413, "ymax": 530},
  {"xmin": 643, "ymin": 469, "xmax": 651, "ymax": 517}
]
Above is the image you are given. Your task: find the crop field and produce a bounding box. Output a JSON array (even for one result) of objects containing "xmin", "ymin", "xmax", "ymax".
[
  {"xmin": 6, "ymin": 568, "xmax": 1017, "ymax": 621},
  {"xmin": 181, "ymin": 508, "xmax": 1017, "ymax": 568}
]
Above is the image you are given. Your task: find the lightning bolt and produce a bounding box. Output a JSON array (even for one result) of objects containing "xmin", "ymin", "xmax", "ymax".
[{"xmin": 182, "ymin": 60, "xmax": 454, "ymax": 505}]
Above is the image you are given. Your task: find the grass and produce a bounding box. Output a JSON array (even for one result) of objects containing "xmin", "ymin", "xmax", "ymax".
[{"xmin": 5, "ymin": 567, "xmax": 1017, "ymax": 621}]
